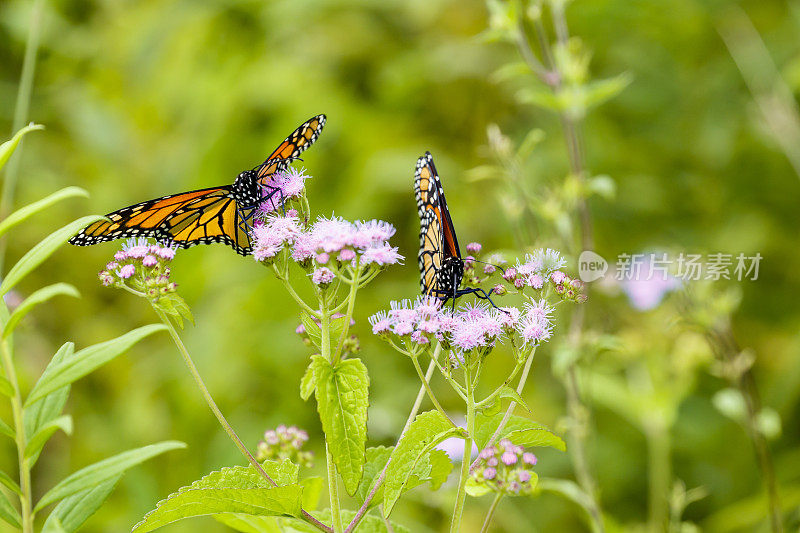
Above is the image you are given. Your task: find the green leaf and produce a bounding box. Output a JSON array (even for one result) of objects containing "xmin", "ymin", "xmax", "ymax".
[
  {"xmin": 214, "ymin": 514, "xmax": 281, "ymax": 533},
  {"xmin": 25, "ymin": 343, "xmax": 74, "ymax": 442},
  {"xmin": 0, "ymin": 215, "xmax": 105, "ymax": 297},
  {"xmin": 35, "ymin": 440, "xmax": 185, "ymax": 512},
  {"xmin": 300, "ymin": 477, "xmax": 323, "ymax": 510},
  {"xmin": 154, "ymin": 294, "xmax": 194, "ymax": 329},
  {"xmin": 0, "ymin": 123, "xmax": 44, "ymax": 172},
  {"xmin": 0, "ymin": 187, "xmax": 89, "ymax": 240},
  {"xmin": 355, "ymin": 446, "xmax": 393, "ymax": 507},
  {"xmin": 26, "ymin": 325, "xmax": 167, "ymax": 406},
  {"xmin": 0, "ymin": 490, "xmax": 21, "ymax": 528},
  {"xmin": 25, "ymin": 415, "xmax": 72, "ymax": 459},
  {"xmin": 42, "ymin": 474, "xmax": 122, "ymax": 533},
  {"xmin": 383, "ymin": 410, "xmax": 463, "ymax": 516},
  {"xmin": 473, "ymin": 413, "xmax": 565, "ymax": 452},
  {"xmin": 495, "ymin": 386, "xmax": 532, "ymax": 414},
  {"xmin": 582, "ymin": 72, "xmax": 633, "ymax": 110},
  {"xmin": 299, "ymin": 312, "xmax": 322, "ymax": 349},
  {"xmin": 425, "ymin": 449, "xmax": 453, "ymax": 491},
  {"xmin": 0, "ymin": 376, "xmax": 14, "ymax": 397},
  {"xmin": 314, "ymin": 357, "xmax": 369, "ymax": 496},
  {"xmin": 537, "ymin": 477, "xmax": 595, "ymax": 511},
  {"xmin": 0, "ymin": 470, "xmax": 21, "ymax": 495},
  {"xmin": 299, "ymin": 358, "xmax": 320, "ymax": 401},
  {"xmin": 132, "ymin": 466, "xmax": 304, "ymax": 533},
  {"xmin": 0, "ymin": 418, "xmax": 15, "ymax": 440},
  {"xmin": 3, "ymin": 283, "xmax": 80, "ymax": 338}
]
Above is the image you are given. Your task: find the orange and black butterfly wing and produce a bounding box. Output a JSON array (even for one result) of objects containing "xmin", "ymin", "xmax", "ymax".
[
  {"xmin": 256, "ymin": 114, "xmax": 327, "ymax": 184},
  {"xmin": 414, "ymin": 152, "xmax": 462, "ymax": 297},
  {"xmin": 69, "ymin": 187, "xmax": 254, "ymax": 256}
]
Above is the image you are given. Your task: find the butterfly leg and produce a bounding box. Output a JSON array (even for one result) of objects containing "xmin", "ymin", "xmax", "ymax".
[{"xmin": 455, "ymin": 286, "xmax": 508, "ymax": 312}]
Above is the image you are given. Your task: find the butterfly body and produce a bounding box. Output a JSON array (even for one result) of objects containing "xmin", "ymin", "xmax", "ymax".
[
  {"xmin": 414, "ymin": 151, "xmax": 500, "ymax": 308},
  {"xmin": 70, "ymin": 114, "xmax": 326, "ymax": 256}
]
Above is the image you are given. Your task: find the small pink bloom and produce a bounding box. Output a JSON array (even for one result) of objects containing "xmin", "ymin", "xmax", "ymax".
[
  {"xmin": 117, "ymin": 264, "xmax": 135, "ymax": 279},
  {"xmin": 338, "ymin": 248, "xmax": 356, "ymax": 262},
  {"xmin": 551, "ymin": 271, "xmax": 567, "ymax": 283},
  {"xmin": 296, "ymin": 324, "xmax": 306, "ymax": 335},
  {"xmin": 312, "ymin": 267, "xmax": 334, "ymax": 285},
  {"xmin": 483, "ymin": 467, "xmax": 497, "ymax": 480},
  {"xmin": 466, "ymin": 242, "xmax": 482, "ymax": 254},
  {"xmin": 523, "ymin": 452, "xmax": 537, "ymax": 465},
  {"xmin": 411, "ymin": 330, "xmax": 429, "ymax": 345},
  {"xmin": 479, "ymin": 447, "xmax": 495, "ymax": 460},
  {"xmin": 528, "ymin": 274, "xmax": 544, "ymax": 289},
  {"xmin": 143, "ymin": 255, "xmax": 158, "ymax": 267},
  {"xmin": 369, "ymin": 311, "xmax": 391, "ymax": 334},
  {"xmin": 360, "ymin": 243, "xmax": 403, "ymax": 266},
  {"xmin": 501, "ymin": 451, "xmax": 518, "ymax": 465},
  {"xmin": 502, "ymin": 267, "xmax": 517, "ymax": 282},
  {"xmin": 393, "ymin": 321, "xmax": 414, "ymax": 336},
  {"xmin": 483, "ymin": 264, "xmax": 496, "ymax": 274},
  {"xmin": 316, "ymin": 253, "xmax": 330, "ymax": 264},
  {"xmin": 518, "ymin": 470, "xmax": 532, "ymax": 483}
]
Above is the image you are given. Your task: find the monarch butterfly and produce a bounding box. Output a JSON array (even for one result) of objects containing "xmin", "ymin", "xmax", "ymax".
[
  {"xmin": 69, "ymin": 114, "xmax": 326, "ymax": 256},
  {"xmin": 414, "ymin": 151, "xmax": 499, "ymax": 307}
]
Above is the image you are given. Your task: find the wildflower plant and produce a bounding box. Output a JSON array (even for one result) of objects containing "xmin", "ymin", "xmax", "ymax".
[
  {"xmin": 0, "ymin": 126, "xmax": 182, "ymax": 533},
  {"xmin": 369, "ymin": 244, "xmax": 581, "ymax": 532}
]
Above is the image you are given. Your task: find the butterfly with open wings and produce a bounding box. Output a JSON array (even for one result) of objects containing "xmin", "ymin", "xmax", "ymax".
[
  {"xmin": 69, "ymin": 114, "xmax": 326, "ymax": 256},
  {"xmin": 414, "ymin": 151, "xmax": 501, "ymax": 308}
]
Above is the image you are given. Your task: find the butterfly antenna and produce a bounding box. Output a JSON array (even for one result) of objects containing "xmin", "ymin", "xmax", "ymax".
[{"xmin": 467, "ymin": 258, "xmax": 507, "ymax": 274}]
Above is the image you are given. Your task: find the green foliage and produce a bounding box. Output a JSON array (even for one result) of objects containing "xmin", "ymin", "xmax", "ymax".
[
  {"xmin": 3, "ymin": 283, "xmax": 80, "ymax": 338},
  {"xmin": 42, "ymin": 475, "xmax": 122, "ymax": 533},
  {"xmin": 473, "ymin": 412, "xmax": 565, "ymax": 452},
  {"xmin": 0, "ymin": 187, "xmax": 88, "ymax": 239},
  {"xmin": 382, "ymin": 410, "xmax": 463, "ymax": 516},
  {"xmin": 313, "ymin": 357, "xmax": 369, "ymax": 496},
  {"xmin": 132, "ymin": 465, "xmax": 304, "ymax": 533},
  {"xmin": 0, "ymin": 124, "xmax": 43, "ymax": 171}
]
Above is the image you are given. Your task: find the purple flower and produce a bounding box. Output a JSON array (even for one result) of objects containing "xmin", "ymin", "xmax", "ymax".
[
  {"xmin": 353, "ymin": 219, "xmax": 396, "ymax": 247},
  {"xmin": 361, "ymin": 243, "xmax": 403, "ymax": 266},
  {"xmin": 483, "ymin": 467, "xmax": 497, "ymax": 480},
  {"xmin": 312, "ymin": 267, "xmax": 335, "ymax": 286},
  {"xmin": 501, "ymin": 451, "xmax": 518, "ymax": 465},
  {"xmin": 479, "ymin": 447, "xmax": 495, "ymax": 460},
  {"xmin": 410, "ymin": 330, "xmax": 429, "ymax": 345},
  {"xmin": 338, "ymin": 248, "xmax": 356, "ymax": 262},
  {"xmin": 466, "ymin": 242, "xmax": 482, "ymax": 254},
  {"xmin": 487, "ymin": 457, "xmax": 498, "ymax": 467},
  {"xmin": 316, "ymin": 253, "xmax": 330, "ymax": 264},
  {"xmin": 622, "ymin": 258, "xmax": 680, "ymax": 310},
  {"xmin": 143, "ymin": 255, "xmax": 158, "ymax": 267},
  {"xmin": 310, "ymin": 215, "xmax": 355, "ymax": 253},
  {"xmin": 483, "ymin": 264, "xmax": 496, "ymax": 274},
  {"xmin": 117, "ymin": 264, "xmax": 136, "ymax": 279},
  {"xmin": 523, "ymin": 452, "xmax": 537, "ymax": 465},
  {"xmin": 502, "ymin": 267, "xmax": 517, "ymax": 282},
  {"xmin": 99, "ymin": 270, "xmax": 114, "ymax": 286},
  {"xmin": 295, "ymin": 324, "xmax": 306, "ymax": 335},
  {"xmin": 389, "ymin": 300, "xmax": 418, "ymax": 323},
  {"xmin": 518, "ymin": 470, "xmax": 532, "ymax": 482},
  {"xmin": 551, "ymin": 271, "xmax": 567, "ymax": 284},
  {"xmin": 291, "ymin": 232, "xmax": 318, "ymax": 263},
  {"xmin": 369, "ymin": 311, "xmax": 391, "ymax": 334},
  {"xmin": 252, "ymin": 215, "xmax": 301, "ymax": 261},
  {"xmin": 528, "ymin": 274, "xmax": 544, "ymax": 289},
  {"xmin": 393, "ymin": 321, "xmax": 414, "ymax": 336}
]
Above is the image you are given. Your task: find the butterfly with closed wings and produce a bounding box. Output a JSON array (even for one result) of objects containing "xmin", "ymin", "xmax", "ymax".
[
  {"xmin": 414, "ymin": 151, "xmax": 502, "ymax": 309},
  {"xmin": 69, "ymin": 114, "xmax": 326, "ymax": 256}
]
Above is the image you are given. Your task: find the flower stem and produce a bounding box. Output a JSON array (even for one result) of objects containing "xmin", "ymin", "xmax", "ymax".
[
  {"xmin": 333, "ymin": 264, "xmax": 361, "ymax": 362},
  {"xmin": 326, "ymin": 444, "xmax": 344, "ymax": 533},
  {"xmin": 450, "ymin": 366, "xmax": 475, "ymax": 533},
  {"xmin": 480, "ymin": 493, "xmax": 503, "ymax": 533},
  {"xmin": 479, "ymin": 348, "xmax": 535, "ymax": 453},
  {"xmin": 411, "ymin": 354, "xmax": 456, "ymax": 428},
  {"xmin": 345, "ymin": 346, "xmax": 441, "ymax": 533},
  {"xmin": 645, "ymin": 421, "xmax": 670, "ymax": 533},
  {"xmin": 0, "ymin": 336, "xmax": 33, "ymax": 533},
  {"xmin": 273, "ymin": 264, "xmax": 319, "ymax": 316}
]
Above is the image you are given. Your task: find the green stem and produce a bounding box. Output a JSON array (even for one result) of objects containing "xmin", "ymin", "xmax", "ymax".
[
  {"xmin": 450, "ymin": 367, "xmax": 475, "ymax": 533},
  {"xmin": 480, "ymin": 493, "xmax": 503, "ymax": 533},
  {"xmin": 475, "ymin": 355, "xmax": 527, "ymax": 409},
  {"xmin": 326, "ymin": 444, "xmax": 343, "ymax": 533},
  {"xmin": 481, "ymin": 348, "xmax": 535, "ymax": 449},
  {"xmin": 0, "ymin": 0, "xmax": 45, "ymax": 273},
  {"xmin": 272, "ymin": 264, "xmax": 319, "ymax": 316},
  {"xmin": 411, "ymin": 354, "xmax": 456, "ymax": 427},
  {"xmin": 333, "ymin": 264, "xmax": 361, "ymax": 362},
  {"xmin": 0, "ymin": 337, "xmax": 33, "ymax": 533}
]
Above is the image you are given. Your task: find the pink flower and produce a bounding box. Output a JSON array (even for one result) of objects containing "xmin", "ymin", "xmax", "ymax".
[
  {"xmin": 501, "ymin": 451, "xmax": 518, "ymax": 465},
  {"xmin": 369, "ymin": 311, "xmax": 391, "ymax": 334},
  {"xmin": 353, "ymin": 220, "xmax": 396, "ymax": 247},
  {"xmin": 483, "ymin": 264, "xmax": 496, "ymax": 274},
  {"xmin": 143, "ymin": 255, "xmax": 158, "ymax": 267},
  {"xmin": 312, "ymin": 267, "xmax": 334, "ymax": 286},
  {"xmin": 316, "ymin": 253, "xmax": 330, "ymax": 264},
  {"xmin": 252, "ymin": 215, "xmax": 301, "ymax": 261},
  {"xmin": 502, "ymin": 267, "xmax": 517, "ymax": 282},
  {"xmin": 410, "ymin": 331, "xmax": 429, "ymax": 345},
  {"xmin": 393, "ymin": 321, "xmax": 414, "ymax": 336},
  {"xmin": 479, "ymin": 447, "xmax": 495, "ymax": 460},
  {"xmin": 295, "ymin": 324, "xmax": 306, "ymax": 335},
  {"xmin": 528, "ymin": 274, "xmax": 544, "ymax": 289},
  {"xmin": 551, "ymin": 271, "xmax": 567, "ymax": 284},
  {"xmin": 389, "ymin": 300, "xmax": 418, "ymax": 323},
  {"xmin": 518, "ymin": 471, "xmax": 532, "ymax": 483},
  {"xmin": 466, "ymin": 242, "xmax": 482, "ymax": 254},
  {"xmin": 483, "ymin": 467, "xmax": 497, "ymax": 480},
  {"xmin": 361, "ymin": 243, "xmax": 403, "ymax": 266},
  {"xmin": 310, "ymin": 216, "xmax": 355, "ymax": 253},
  {"xmin": 338, "ymin": 248, "xmax": 356, "ymax": 262},
  {"xmin": 117, "ymin": 264, "xmax": 135, "ymax": 279},
  {"xmin": 291, "ymin": 232, "xmax": 318, "ymax": 262},
  {"xmin": 151, "ymin": 244, "xmax": 177, "ymax": 260},
  {"xmin": 523, "ymin": 452, "xmax": 537, "ymax": 465}
]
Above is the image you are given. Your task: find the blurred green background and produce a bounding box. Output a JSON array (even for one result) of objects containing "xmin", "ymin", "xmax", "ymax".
[{"xmin": 2, "ymin": 0, "xmax": 800, "ymax": 531}]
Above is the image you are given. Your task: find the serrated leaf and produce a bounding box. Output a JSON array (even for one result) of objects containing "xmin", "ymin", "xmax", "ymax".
[
  {"xmin": 299, "ymin": 477, "xmax": 323, "ymax": 510},
  {"xmin": 0, "ymin": 215, "xmax": 105, "ymax": 297},
  {"xmin": 300, "ymin": 357, "xmax": 322, "ymax": 401},
  {"xmin": 425, "ymin": 449, "xmax": 453, "ymax": 491},
  {"xmin": 383, "ymin": 410, "xmax": 463, "ymax": 516},
  {"xmin": 496, "ymin": 386, "xmax": 531, "ymax": 414},
  {"xmin": 25, "ymin": 342, "xmax": 74, "ymax": 445},
  {"xmin": 3, "ymin": 283, "xmax": 80, "ymax": 338},
  {"xmin": 214, "ymin": 513, "xmax": 281, "ymax": 533},
  {"xmin": 473, "ymin": 413, "xmax": 565, "ymax": 452},
  {"xmin": 314, "ymin": 358, "xmax": 369, "ymax": 496},
  {"xmin": 0, "ymin": 490, "xmax": 21, "ymax": 528},
  {"xmin": 0, "ymin": 123, "xmax": 43, "ymax": 172},
  {"xmin": 26, "ymin": 325, "xmax": 166, "ymax": 406},
  {"xmin": 25, "ymin": 415, "xmax": 72, "ymax": 459},
  {"xmin": 35, "ymin": 440, "xmax": 185, "ymax": 512},
  {"xmin": 299, "ymin": 312, "xmax": 322, "ymax": 348},
  {"xmin": 0, "ymin": 376, "xmax": 13, "ymax": 397},
  {"xmin": 0, "ymin": 187, "xmax": 89, "ymax": 239},
  {"xmin": 0, "ymin": 470, "xmax": 21, "ymax": 495},
  {"xmin": 42, "ymin": 474, "xmax": 121, "ymax": 533},
  {"xmin": 132, "ymin": 465, "xmax": 304, "ymax": 533}
]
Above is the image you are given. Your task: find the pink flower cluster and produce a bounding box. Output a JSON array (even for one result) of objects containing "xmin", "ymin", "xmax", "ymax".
[
  {"xmin": 471, "ymin": 439, "xmax": 538, "ymax": 495},
  {"xmin": 98, "ymin": 238, "xmax": 178, "ymax": 300},
  {"xmin": 252, "ymin": 213, "xmax": 403, "ymax": 269},
  {"xmin": 256, "ymin": 424, "xmax": 314, "ymax": 468},
  {"xmin": 258, "ymin": 167, "xmax": 309, "ymax": 214},
  {"xmin": 369, "ymin": 297, "xmax": 555, "ymax": 354}
]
